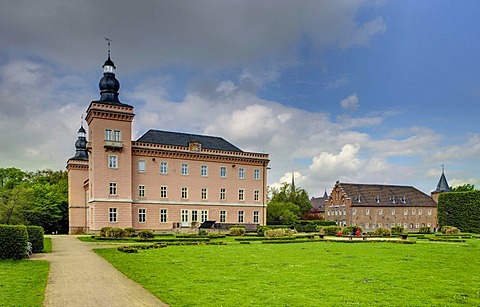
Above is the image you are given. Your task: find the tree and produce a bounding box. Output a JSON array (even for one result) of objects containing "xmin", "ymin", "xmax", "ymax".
[
  {"xmin": 450, "ymin": 184, "xmax": 476, "ymax": 192},
  {"xmin": 266, "ymin": 183, "xmax": 312, "ymax": 225},
  {"xmin": 269, "ymin": 183, "xmax": 312, "ymax": 213},
  {"xmin": 266, "ymin": 201, "xmax": 301, "ymax": 225}
]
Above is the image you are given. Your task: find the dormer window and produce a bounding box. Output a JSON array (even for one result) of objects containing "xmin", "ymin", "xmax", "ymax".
[
  {"xmin": 401, "ymin": 196, "xmax": 407, "ymax": 204},
  {"xmin": 390, "ymin": 196, "xmax": 396, "ymax": 204},
  {"xmin": 355, "ymin": 196, "xmax": 361, "ymax": 203},
  {"xmin": 375, "ymin": 196, "xmax": 380, "ymax": 203}
]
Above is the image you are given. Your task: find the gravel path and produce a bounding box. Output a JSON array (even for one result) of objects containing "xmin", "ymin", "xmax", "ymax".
[{"xmin": 35, "ymin": 235, "xmax": 168, "ymax": 307}]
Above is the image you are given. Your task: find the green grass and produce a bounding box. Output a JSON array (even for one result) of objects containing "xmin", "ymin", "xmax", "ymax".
[
  {"xmin": 0, "ymin": 260, "xmax": 50, "ymax": 306},
  {"xmin": 43, "ymin": 237, "xmax": 52, "ymax": 253},
  {"xmin": 96, "ymin": 239, "xmax": 480, "ymax": 306}
]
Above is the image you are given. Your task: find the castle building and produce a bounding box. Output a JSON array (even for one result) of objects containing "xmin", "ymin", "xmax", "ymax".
[
  {"xmin": 67, "ymin": 54, "xmax": 269, "ymax": 234},
  {"xmin": 325, "ymin": 181, "xmax": 439, "ymax": 232}
]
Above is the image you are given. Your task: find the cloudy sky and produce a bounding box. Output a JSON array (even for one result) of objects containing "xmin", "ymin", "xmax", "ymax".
[{"xmin": 1, "ymin": 0, "xmax": 479, "ymax": 196}]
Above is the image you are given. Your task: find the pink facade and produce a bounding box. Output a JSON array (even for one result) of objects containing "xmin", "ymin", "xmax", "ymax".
[{"xmin": 67, "ymin": 56, "xmax": 269, "ymax": 234}]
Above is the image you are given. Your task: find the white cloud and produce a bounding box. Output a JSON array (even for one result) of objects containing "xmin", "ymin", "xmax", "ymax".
[{"xmin": 340, "ymin": 93, "xmax": 359, "ymax": 111}]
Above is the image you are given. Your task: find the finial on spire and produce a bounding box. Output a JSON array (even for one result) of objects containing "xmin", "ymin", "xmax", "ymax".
[
  {"xmin": 105, "ymin": 37, "xmax": 112, "ymax": 58},
  {"xmin": 441, "ymin": 164, "xmax": 445, "ymax": 173},
  {"xmin": 80, "ymin": 114, "xmax": 84, "ymax": 128}
]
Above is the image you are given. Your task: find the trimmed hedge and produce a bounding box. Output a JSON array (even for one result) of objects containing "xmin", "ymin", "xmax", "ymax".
[
  {"xmin": 26, "ymin": 226, "xmax": 44, "ymax": 253},
  {"xmin": 0, "ymin": 224, "xmax": 28, "ymax": 260},
  {"xmin": 295, "ymin": 220, "xmax": 336, "ymax": 232},
  {"xmin": 438, "ymin": 191, "xmax": 480, "ymax": 234}
]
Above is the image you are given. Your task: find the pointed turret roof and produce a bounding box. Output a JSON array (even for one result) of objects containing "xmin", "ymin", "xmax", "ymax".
[{"xmin": 434, "ymin": 169, "xmax": 451, "ymax": 193}]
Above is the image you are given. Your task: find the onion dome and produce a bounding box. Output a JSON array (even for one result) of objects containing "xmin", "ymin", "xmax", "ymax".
[
  {"xmin": 71, "ymin": 124, "xmax": 88, "ymax": 161},
  {"xmin": 99, "ymin": 56, "xmax": 121, "ymax": 103}
]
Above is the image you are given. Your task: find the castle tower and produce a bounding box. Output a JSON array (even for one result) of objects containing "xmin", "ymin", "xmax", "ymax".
[
  {"xmin": 84, "ymin": 52, "xmax": 135, "ymax": 231},
  {"xmin": 431, "ymin": 165, "xmax": 451, "ymax": 203},
  {"xmin": 66, "ymin": 121, "xmax": 89, "ymax": 234}
]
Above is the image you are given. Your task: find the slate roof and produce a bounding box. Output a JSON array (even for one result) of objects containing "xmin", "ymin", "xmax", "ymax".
[
  {"xmin": 136, "ymin": 129, "xmax": 243, "ymax": 152},
  {"xmin": 433, "ymin": 172, "xmax": 451, "ymax": 193},
  {"xmin": 338, "ymin": 183, "xmax": 436, "ymax": 207},
  {"xmin": 310, "ymin": 191, "xmax": 328, "ymax": 212}
]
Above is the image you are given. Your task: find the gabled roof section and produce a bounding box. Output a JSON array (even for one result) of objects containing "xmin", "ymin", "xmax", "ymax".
[
  {"xmin": 338, "ymin": 183, "xmax": 436, "ymax": 207},
  {"xmin": 136, "ymin": 130, "xmax": 243, "ymax": 152}
]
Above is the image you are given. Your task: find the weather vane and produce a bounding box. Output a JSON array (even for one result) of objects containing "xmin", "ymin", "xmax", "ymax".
[{"xmin": 105, "ymin": 37, "xmax": 112, "ymax": 58}]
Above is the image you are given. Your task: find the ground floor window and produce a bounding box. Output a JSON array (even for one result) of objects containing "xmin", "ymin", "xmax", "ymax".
[
  {"xmin": 109, "ymin": 208, "xmax": 117, "ymax": 223},
  {"xmin": 138, "ymin": 208, "xmax": 146, "ymax": 223},
  {"xmin": 253, "ymin": 211, "xmax": 259, "ymax": 223},
  {"xmin": 201, "ymin": 210, "xmax": 208, "ymax": 222},
  {"xmin": 160, "ymin": 209, "xmax": 167, "ymax": 223},
  {"xmin": 220, "ymin": 210, "xmax": 226, "ymax": 223},
  {"xmin": 181, "ymin": 209, "xmax": 189, "ymax": 225},
  {"xmin": 238, "ymin": 211, "xmax": 244, "ymax": 223}
]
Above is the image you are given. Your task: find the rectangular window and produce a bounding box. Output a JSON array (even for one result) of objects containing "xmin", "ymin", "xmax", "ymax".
[
  {"xmin": 220, "ymin": 166, "xmax": 227, "ymax": 178},
  {"xmin": 160, "ymin": 209, "xmax": 167, "ymax": 223},
  {"xmin": 113, "ymin": 130, "xmax": 121, "ymax": 141},
  {"xmin": 409, "ymin": 223, "xmax": 414, "ymax": 229},
  {"xmin": 418, "ymin": 209, "xmax": 423, "ymax": 215},
  {"xmin": 428, "ymin": 209, "xmax": 432, "ymax": 216},
  {"xmin": 138, "ymin": 160, "xmax": 146, "ymax": 172},
  {"xmin": 160, "ymin": 162, "xmax": 168, "ymax": 174},
  {"xmin": 191, "ymin": 210, "xmax": 198, "ymax": 222},
  {"xmin": 404, "ymin": 209, "xmax": 408, "ymax": 216},
  {"xmin": 378, "ymin": 209, "xmax": 383, "ymax": 215},
  {"xmin": 160, "ymin": 186, "xmax": 167, "ymax": 198},
  {"xmin": 365, "ymin": 223, "xmax": 369, "ymax": 229},
  {"xmin": 109, "ymin": 208, "xmax": 117, "ymax": 223},
  {"xmin": 181, "ymin": 163, "xmax": 189, "ymax": 175},
  {"xmin": 138, "ymin": 185, "xmax": 145, "ymax": 198},
  {"xmin": 201, "ymin": 188, "xmax": 207, "ymax": 200},
  {"xmin": 220, "ymin": 210, "xmax": 226, "ymax": 223},
  {"xmin": 220, "ymin": 188, "xmax": 226, "ymax": 200},
  {"xmin": 253, "ymin": 211, "xmax": 259, "ymax": 224},
  {"xmin": 201, "ymin": 210, "xmax": 208, "ymax": 222},
  {"xmin": 378, "ymin": 223, "xmax": 383, "ymax": 228},
  {"xmin": 138, "ymin": 208, "xmax": 146, "ymax": 223},
  {"xmin": 181, "ymin": 209, "xmax": 188, "ymax": 224},
  {"xmin": 352, "ymin": 209, "xmax": 357, "ymax": 215},
  {"xmin": 254, "ymin": 169, "xmax": 260, "ymax": 180},
  {"xmin": 391, "ymin": 209, "xmax": 396, "ymax": 215},
  {"xmin": 201, "ymin": 165, "xmax": 208, "ymax": 177},
  {"xmin": 109, "ymin": 182, "xmax": 117, "ymax": 195},
  {"xmin": 412, "ymin": 209, "xmax": 416, "ymax": 215},
  {"xmin": 238, "ymin": 168, "xmax": 245, "ymax": 179},
  {"xmin": 365, "ymin": 208, "xmax": 370, "ymax": 215},
  {"xmin": 181, "ymin": 187, "xmax": 188, "ymax": 199},
  {"xmin": 108, "ymin": 155, "xmax": 118, "ymax": 168},
  {"xmin": 105, "ymin": 129, "xmax": 112, "ymax": 141},
  {"xmin": 254, "ymin": 190, "xmax": 259, "ymax": 201},
  {"xmin": 238, "ymin": 211, "xmax": 244, "ymax": 223},
  {"xmin": 415, "ymin": 223, "xmax": 419, "ymax": 229},
  {"xmin": 404, "ymin": 223, "xmax": 408, "ymax": 229},
  {"xmin": 238, "ymin": 189, "xmax": 244, "ymax": 201}
]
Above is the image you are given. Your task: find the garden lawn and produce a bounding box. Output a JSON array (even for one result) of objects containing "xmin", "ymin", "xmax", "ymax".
[
  {"xmin": 95, "ymin": 239, "xmax": 480, "ymax": 306},
  {"xmin": 0, "ymin": 260, "xmax": 50, "ymax": 306}
]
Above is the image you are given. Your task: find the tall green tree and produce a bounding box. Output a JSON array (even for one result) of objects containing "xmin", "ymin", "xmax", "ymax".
[
  {"xmin": 267, "ymin": 183, "xmax": 311, "ymax": 225},
  {"xmin": 450, "ymin": 184, "xmax": 476, "ymax": 192}
]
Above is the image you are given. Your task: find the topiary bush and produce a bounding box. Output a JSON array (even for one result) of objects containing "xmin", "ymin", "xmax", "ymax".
[
  {"xmin": 26, "ymin": 226, "xmax": 44, "ymax": 253},
  {"xmin": 229, "ymin": 227, "xmax": 246, "ymax": 236},
  {"xmin": 391, "ymin": 225, "xmax": 404, "ymax": 235},
  {"xmin": 419, "ymin": 226, "xmax": 431, "ymax": 234},
  {"xmin": 264, "ymin": 228, "xmax": 293, "ymax": 238},
  {"xmin": 374, "ymin": 227, "xmax": 391, "ymax": 236},
  {"xmin": 124, "ymin": 227, "xmax": 136, "ymax": 237},
  {"xmin": 441, "ymin": 226, "xmax": 460, "ymax": 234},
  {"xmin": 257, "ymin": 226, "xmax": 270, "ymax": 237},
  {"xmin": 138, "ymin": 230, "xmax": 155, "ymax": 239},
  {"xmin": 0, "ymin": 224, "xmax": 28, "ymax": 260},
  {"xmin": 318, "ymin": 225, "xmax": 341, "ymax": 236}
]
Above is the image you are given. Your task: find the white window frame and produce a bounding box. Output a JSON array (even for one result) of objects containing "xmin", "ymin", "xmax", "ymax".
[
  {"xmin": 254, "ymin": 169, "xmax": 260, "ymax": 180},
  {"xmin": 219, "ymin": 210, "xmax": 226, "ymax": 223},
  {"xmin": 105, "ymin": 129, "xmax": 112, "ymax": 141},
  {"xmin": 404, "ymin": 209, "xmax": 408, "ymax": 216},
  {"xmin": 201, "ymin": 210, "xmax": 208, "ymax": 222},
  {"xmin": 391, "ymin": 209, "xmax": 396, "ymax": 215},
  {"xmin": 138, "ymin": 160, "xmax": 146, "ymax": 172},
  {"xmin": 160, "ymin": 162, "xmax": 168, "ymax": 174},
  {"xmin": 412, "ymin": 209, "xmax": 416, "ymax": 215},
  {"xmin": 181, "ymin": 187, "xmax": 188, "ymax": 199},
  {"xmin": 201, "ymin": 188, "xmax": 208, "ymax": 200},
  {"xmin": 191, "ymin": 210, "xmax": 198, "ymax": 222},
  {"xmin": 138, "ymin": 208, "xmax": 146, "ymax": 223},
  {"xmin": 238, "ymin": 168, "xmax": 245, "ymax": 179},
  {"xmin": 428, "ymin": 209, "xmax": 432, "ymax": 216},
  {"xmin": 238, "ymin": 211, "xmax": 244, "ymax": 223},
  {"xmin": 160, "ymin": 209, "xmax": 167, "ymax": 223},
  {"xmin": 109, "ymin": 182, "xmax": 117, "ymax": 195},
  {"xmin": 418, "ymin": 209, "xmax": 423, "ymax": 215},
  {"xmin": 201, "ymin": 165, "xmax": 208, "ymax": 177},
  {"xmin": 108, "ymin": 155, "xmax": 118, "ymax": 169},
  {"xmin": 220, "ymin": 166, "xmax": 227, "ymax": 178},
  {"xmin": 238, "ymin": 189, "xmax": 245, "ymax": 201},
  {"xmin": 365, "ymin": 208, "xmax": 370, "ymax": 215},
  {"xmin": 109, "ymin": 207, "xmax": 117, "ymax": 223},
  {"xmin": 113, "ymin": 130, "xmax": 121, "ymax": 142},
  {"xmin": 254, "ymin": 190, "xmax": 259, "ymax": 201},
  {"xmin": 253, "ymin": 211, "xmax": 259, "ymax": 223},
  {"xmin": 160, "ymin": 186, "xmax": 167, "ymax": 198},
  {"xmin": 138, "ymin": 185, "xmax": 145, "ymax": 198},
  {"xmin": 220, "ymin": 188, "xmax": 226, "ymax": 200},
  {"xmin": 378, "ymin": 209, "xmax": 383, "ymax": 215},
  {"xmin": 181, "ymin": 163, "xmax": 189, "ymax": 175}
]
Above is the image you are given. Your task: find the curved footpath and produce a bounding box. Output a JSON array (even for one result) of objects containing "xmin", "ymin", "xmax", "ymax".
[{"xmin": 33, "ymin": 235, "xmax": 168, "ymax": 307}]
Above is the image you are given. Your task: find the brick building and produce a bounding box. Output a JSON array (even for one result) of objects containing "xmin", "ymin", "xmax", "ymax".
[
  {"xmin": 67, "ymin": 54, "xmax": 269, "ymax": 234},
  {"xmin": 326, "ymin": 181, "xmax": 439, "ymax": 232}
]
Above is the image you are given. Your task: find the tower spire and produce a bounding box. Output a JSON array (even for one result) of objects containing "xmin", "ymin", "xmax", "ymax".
[{"xmin": 105, "ymin": 37, "xmax": 112, "ymax": 59}]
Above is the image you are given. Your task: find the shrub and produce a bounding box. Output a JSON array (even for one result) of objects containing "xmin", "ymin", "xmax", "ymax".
[
  {"xmin": 26, "ymin": 226, "xmax": 44, "ymax": 253},
  {"xmin": 124, "ymin": 227, "xmax": 136, "ymax": 237},
  {"xmin": 100, "ymin": 227, "xmax": 126, "ymax": 238},
  {"xmin": 342, "ymin": 226, "xmax": 363, "ymax": 236},
  {"xmin": 419, "ymin": 226, "xmax": 431, "ymax": 234},
  {"xmin": 198, "ymin": 229, "xmax": 208, "ymax": 237},
  {"xmin": 391, "ymin": 226, "xmax": 404, "ymax": 235},
  {"xmin": 0, "ymin": 224, "xmax": 28, "ymax": 260},
  {"xmin": 264, "ymin": 228, "xmax": 293, "ymax": 238},
  {"xmin": 138, "ymin": 230, "xmax": 155, "ymax": 239},
  {"xmin": 318, "ymin": 225, "xmax": 341, "ymax": 236},
  {"xmin": 100, "ymin": 227, "xmax": 113, "ymax": 237},
  {"xmin": 257, "ymin": 226, "xmax": 270, "ymax": 237},
  {"xmin": 374, "ymin": 227, "xmax": 390, "ymax": 236},
  {"xmin": 229, "ymin": 227, "xmax": 246, "ymax": 236},
  {"xmin": 441, "ymin": 226, "xmax": 460, "ymax": 234}
]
